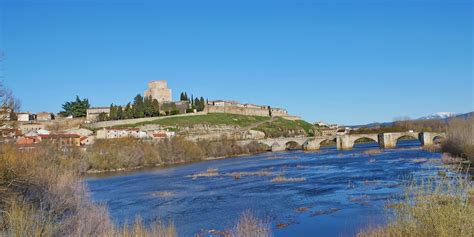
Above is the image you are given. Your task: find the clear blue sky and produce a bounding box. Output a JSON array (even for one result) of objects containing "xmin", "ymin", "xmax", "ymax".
[{"xmin": 1, "ymin": 0, "xmax": 472, "ymax": 125}]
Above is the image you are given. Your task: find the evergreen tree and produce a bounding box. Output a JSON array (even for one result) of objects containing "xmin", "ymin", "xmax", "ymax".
[
  {"xmin": 184, "ymin": 92, "xmax": 189, "ymax": 101},
  {"xmin": 98, "ymin": 112, "xmax": 108, "ymax": 121},
  {"xmin": 109, "ymin": 104, "xmax": 117, "ymax": 120},
  {"xmin": 143, "ymin": 96, "xmax": 153, "ymax": 117},
  {"xmin": 133, "ymin": 94, "xmax": 145, "ymax": 118},
  {"xmin": 191, "ymin": 95, "xmax": 194, "ymax": 109},
  {"xmin": 200, "ymin": 97, "xmax": 205, "ymax": 111},
  {"xmin": 124, "ymin": 103, "xmax": 133, "ymax": 119},
  {"xmin": 117, "ymin": 106, "xmax": 123, "ymax": 120},
  {"xmin": 151, "ymin": 99, "xmax": 160, "ymax": 116},
  {"xmin": 61, "ymin": 96, "xmax": 90, "ymax": 118}
]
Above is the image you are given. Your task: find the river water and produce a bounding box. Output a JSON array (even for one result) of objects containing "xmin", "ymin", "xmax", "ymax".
[{"xmin": 87, "ymin": 141, "xmax": 446, "ymax": 237}]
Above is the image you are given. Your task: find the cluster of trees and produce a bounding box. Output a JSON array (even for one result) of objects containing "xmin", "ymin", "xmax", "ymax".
[
  {"xmin": 180, "ymin": 91, "xmax": 206, "ymax": 112},
  {"xmin": 60, "ymin": 96, "xmax": 90, "ymax": 118},
  {"xmin": 100, "ymin": 94, "xmax": 179, "ymax": 121},
  {"xmin": 350, "ymin": 118, "xmax": 449, "ymax": 135}
]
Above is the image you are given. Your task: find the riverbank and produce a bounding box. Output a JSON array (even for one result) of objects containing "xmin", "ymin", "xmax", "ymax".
[
  {"xmin": 84, "ymin": 137, "xmax": 269, "ymax": 173},
  {"xmin": 86, "ymin": 150, "xmax": 269, "ymax": 175}
]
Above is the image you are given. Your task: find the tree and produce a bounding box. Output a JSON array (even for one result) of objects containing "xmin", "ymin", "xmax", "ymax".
[
  {"xmin": 184, "ymin": 92, "xmax": 189, "ymax": 101},
  {"xmin": 109, "ymin": 104, "xmax": 117, "ymax": 120},
  {"xmin": 144, "ymin": 96, "xmax": 153, "ymax": 117},
  {"xmin": 0, "ymin": 82, "xmax": 21, "ymax": 113},
  {"xmin": 61, "ymin": 96, "xmax": 90, "ymax": 118},
  {"xmin": 124, "ymin": 103, "xmax": 133, "ymax": 119},
  {"xmin": 0, "ymin": 82, "xmax": 21, "ymax": 127},
  {"xmin": 98, "ymin": 112, "xmax": 109, "ymax": 121},
  {"xmin": 200, "ymin": 97, "xmax": 205, "ymax": 111},
  {"xmin": 117, "ymin": 106, "xmax": 123, "ymax": 120},
  {"xmin": 180, "ymin": 92, "xmax": 185, "ymax": 101},
  {"xmin": 133, "ymin": 94, "xmax": 144, "ymax": 118},
  {"xmin": 151, "ymin": 99, "xmax": 160, "ymax": 116}
]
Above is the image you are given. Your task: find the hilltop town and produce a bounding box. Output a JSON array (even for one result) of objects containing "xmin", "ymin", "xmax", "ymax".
[{"xmin": 1, "ymin": 80, "xmax": 346, "ymax": 148}]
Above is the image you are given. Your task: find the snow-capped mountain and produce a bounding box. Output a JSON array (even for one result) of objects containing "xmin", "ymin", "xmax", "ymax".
[{"xmin": 418, "ymin": 112, "xmax": 459, "ymax": 120}]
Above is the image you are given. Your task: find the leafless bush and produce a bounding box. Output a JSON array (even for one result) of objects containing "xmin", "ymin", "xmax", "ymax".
[
  {"xmin": 227, "ymin": 211, "xmax": 272, "ymax": 237},
  {"xmin": 271, "ymin": 175, "xmax": 306, "ymax": 183},
  {"xmin": 442, "ymin": 117, "xmax": 474, "ymax": 163}
]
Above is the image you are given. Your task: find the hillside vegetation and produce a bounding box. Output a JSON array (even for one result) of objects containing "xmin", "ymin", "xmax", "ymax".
[
  {"xmin": 254, "ymin": 117, "xmax": 314, "ymax": 138},
  {"xmin": 114, "ymin": 113, "xmax": 270, "ymax": 128},
  {"xmin": 113, "ymin": 113, "xmax": 315, "ymax": 138}
]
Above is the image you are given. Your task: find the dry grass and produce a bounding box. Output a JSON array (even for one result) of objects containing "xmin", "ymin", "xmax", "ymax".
[
  {"xmin": 189, "ymin": 168, "xmax": 220, "ymax": 179},
  {"xmin": 226, "ymin": 211, "xmax": 272, "ymax": 237},
  {"xmin": 442, "ymin": 117, "xmax": 474, "ymax": 164},
  {"xmin": 422, "ymin": 144, "xmax": 441, "ymax": 152},
  {"xmin": 111, "ymin": 217, "xmax": 177, "ymax": 237},
  {"xmin": 271, "ymin": 175, "xmax": 306, "ymax": 183},
  {"xmin": 225, "ymin": 170, "xmax": 273, "ymax": 180},
  {"xmin": 358, "ymin": 178, "xmax": 474, "ymax": 237}
]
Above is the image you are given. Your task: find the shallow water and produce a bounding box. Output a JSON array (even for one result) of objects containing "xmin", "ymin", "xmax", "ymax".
[{"xmin": 87, "ymin": 141, "xmax": 446, "ymax": 237}]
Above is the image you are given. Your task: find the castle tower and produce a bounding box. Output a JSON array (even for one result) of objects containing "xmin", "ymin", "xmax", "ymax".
[{"xmin": 144, "ymin": 80, "xmax": 172, "ymax": 103}]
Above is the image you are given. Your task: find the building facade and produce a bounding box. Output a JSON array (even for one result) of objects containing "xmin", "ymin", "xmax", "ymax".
[
  {"xmin": 16, "ymin": 113, "xmax": 31, "ymax": 122},
  {"xmin": 19, "ymin": 123, "xmax": 46, "ymax": 135},
  {"xmin": 144, "ymin": 80, "xmax": 172, "ymax": 103},
  {"xmin": 36, "ymin": 112, "xmax": 54, "ymax": 121}
]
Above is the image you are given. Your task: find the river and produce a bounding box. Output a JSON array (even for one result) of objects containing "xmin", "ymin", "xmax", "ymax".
[{"xmin": 87, "ymin": 140, "xmax": 446, "ymax": 236}]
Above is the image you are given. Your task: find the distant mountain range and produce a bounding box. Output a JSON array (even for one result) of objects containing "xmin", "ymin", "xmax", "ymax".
[
  {"xmin": 350, "ymin": 112, "xmax": 473, "ymax": 128},
  {"xmin": 418, "ymin": 112, "xmax": 459, "ymax": 120}
]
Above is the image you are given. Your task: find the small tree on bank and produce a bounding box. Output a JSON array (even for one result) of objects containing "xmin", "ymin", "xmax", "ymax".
[{"xmin": 60, "ymin": 96, "xmax": 90, "ymax": 118}]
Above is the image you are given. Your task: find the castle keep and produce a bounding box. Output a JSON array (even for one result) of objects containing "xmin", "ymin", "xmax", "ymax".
[{"xmin": 144, "ymin": 80, "xmax": 172, "ymax": 103}]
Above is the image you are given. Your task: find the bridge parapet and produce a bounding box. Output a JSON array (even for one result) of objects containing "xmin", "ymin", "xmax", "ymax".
[{"xmin": 238, "ymin": 131, "xmax": 446, "ymax": 152}]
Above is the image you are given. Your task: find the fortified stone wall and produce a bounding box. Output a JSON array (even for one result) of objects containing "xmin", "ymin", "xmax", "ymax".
[{"xmin": 206, "ymin": 105, "xmax": 270, "ymax": 117}]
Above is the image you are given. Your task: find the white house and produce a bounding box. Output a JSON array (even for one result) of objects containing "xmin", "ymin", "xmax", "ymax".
[{"xmin": 16, "ymin": 113, "xmax": 30, "ymax": 122}]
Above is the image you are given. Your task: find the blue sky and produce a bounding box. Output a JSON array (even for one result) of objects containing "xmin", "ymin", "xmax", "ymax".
[{"xmin": 1, "ymin": 0, "xmax": 472, "ymax": 125}]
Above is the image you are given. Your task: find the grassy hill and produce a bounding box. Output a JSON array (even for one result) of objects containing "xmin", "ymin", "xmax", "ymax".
[
  {"xmin": 254, "ymin": 117, "xmax": 314, "ymax": 137},
  {"xmin": 112, "ymin": 113, "xmax": 314, "ymax": 137},
  {"xmin": 114, "ymin": 113, "xmax": 270, "ymax": 128}
]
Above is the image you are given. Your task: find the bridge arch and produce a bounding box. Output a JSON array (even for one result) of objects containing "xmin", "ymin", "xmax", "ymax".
[
  {"xmin": 353, "ymin": 136, "xmax": 379, "ymax": 148},
  {"xmin": 285, "ymin": 141, "xmax": 302, "ymax": 150},
  {"xmin": 394, "ymin": 133, "xmax": 421, "ymax": 148}
]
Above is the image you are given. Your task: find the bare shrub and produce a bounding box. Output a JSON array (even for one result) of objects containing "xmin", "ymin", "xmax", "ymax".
[
  {"xmin": 112, "ymin": 217, "xmax": 177, "ymax": 237},
  {"xmin": 189, "ymin": 168, "xmax": 219, "ymax": 179},
  {"xmin": 271, "ymin": 175, "xmax": 306, "ymax": 183},
  {"xmin": 227, "ymin": 211, "xmax": 272, "ymax": 237},
  {"xmin": 0, "ymin": 144, "xmax": 113, "ymax": 236},
  {"xmin": 358, "ymin": 178, "xmax": 474, "ymax": 237},
  {"xmin": 442, "ymin": 117, "xmax": 474, "ymax": 164}
]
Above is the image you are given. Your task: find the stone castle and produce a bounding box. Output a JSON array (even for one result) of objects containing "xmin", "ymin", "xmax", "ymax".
[
  {"xmin": 206, "ymin": 100, "xmax": 300, "ymax": 120},
  {"xmin": 144, "ymin": 80, "xmax": 172, "ymax": 103}
]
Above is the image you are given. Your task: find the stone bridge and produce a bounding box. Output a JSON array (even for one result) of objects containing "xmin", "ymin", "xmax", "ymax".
[{"xmin": 238, "ymin": 132, "xmax": 445, "ymax": 152}]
